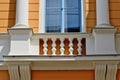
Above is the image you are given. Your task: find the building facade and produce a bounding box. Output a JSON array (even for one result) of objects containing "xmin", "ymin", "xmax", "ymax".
[{"xmin": 0, "ymin": 0, "xmax": 120, "ymax": 80}]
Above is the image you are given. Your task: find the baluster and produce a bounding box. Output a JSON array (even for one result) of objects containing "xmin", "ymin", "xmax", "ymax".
[
  {"xmin": 43, "ymin": 38, "xmax": 48, "ymax": 55},
  {"xmin": 60, "ymin": 38, "xmax": 65, "ymax": 55},
  {"xmin": 77, "ymin": 38, "xmax": 82, "ymax": 55},
  {"xmin": 69, "ymin": 38, "xmax": 74, "ymax": 55},
  {"xmin": 52, "ymin": 38, "xmax": 56, "ymax": 55}
]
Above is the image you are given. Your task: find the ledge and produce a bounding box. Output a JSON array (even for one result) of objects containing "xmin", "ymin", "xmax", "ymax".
[{"xmin": 3, "ymin": 54, "xmax": 120, "ymax": 62}]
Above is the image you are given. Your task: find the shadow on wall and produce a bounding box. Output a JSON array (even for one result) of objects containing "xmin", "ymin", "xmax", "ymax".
[
  {"xmin": 86, "ymin": 0, "xmax": 96, "ymax": 32},
  {"xmin": 8, "ymin": 0, "xmax": 16, "ymax": 28}
]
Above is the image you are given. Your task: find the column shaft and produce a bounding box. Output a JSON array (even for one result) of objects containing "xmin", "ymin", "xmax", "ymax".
[
  {"xmin": 96, "ymin": 0, "xmax": 110, "ymax": 26},
  {"xmin": 15, "ymin": 0, "xmax": 28, "ymax": 27}
]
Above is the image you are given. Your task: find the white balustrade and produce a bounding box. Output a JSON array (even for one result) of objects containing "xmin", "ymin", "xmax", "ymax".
[
  {"xmin": 52, "ymin": 38, "xmax": 57, "ymax": 55},
  {"xmin": 77, "ymin": 38, "xmax": 82, "ymax": 55},
  {"xmin": 60, "ymin": 38, "xmax": 65, "ymax": 55},
  {"xmin": 36, "ymin": 33, "xmax": 88, "ymax": 56},
  {"xmin": 43, "ymin": 38, "xmax": 48, "ymax": 55},
  {"xmin": 69, "ymin": 38, "xmax": 74, "ymax": 55}
]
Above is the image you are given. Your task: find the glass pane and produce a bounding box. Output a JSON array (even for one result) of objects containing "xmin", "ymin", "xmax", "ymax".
[
  {"xmin": 65, "ymin": 15, "xmax": 80, "ymax": 32},
  {"xmin": 46, "ymin": 0, "xmax": 61, "ymax": 32},
  {"xmin": 46, "ymin": 0, "xmax": 60, "ymax": 8},
  {"xmin": 64, "ymin": 0, "xmax": 80, "ymax": 32},
  {"xmin": 64, "ymin": 0, "xmax": 79, "ymax": 8}
]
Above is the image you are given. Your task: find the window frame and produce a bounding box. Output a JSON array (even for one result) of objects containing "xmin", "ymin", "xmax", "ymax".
[{"xmin": 39, "ymin": 0, "xmax": 86, "ymax": 33}]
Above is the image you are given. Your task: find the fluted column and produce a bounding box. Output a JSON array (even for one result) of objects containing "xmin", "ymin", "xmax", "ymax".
[
  {"xmin": 96, "ymin": 0, "xmax": 110, "ymax": 27},
  {"xmin": 15, "ymin": 0, "xmax": 29, "ymax": 27}
]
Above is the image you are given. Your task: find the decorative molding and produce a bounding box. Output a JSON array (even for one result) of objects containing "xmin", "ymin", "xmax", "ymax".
[
  {"xmin": 95, "ymin": 64, "xmax": 106, "ymax": 80},
  {"xmin": 106, "ymin": 64, "xmax": 118, "ymax": 80},
  {"xmin": 19, "ymin": 64, "xmax": 31, "ymax": 80},
  {"xmin": 8, "ymin": 64, "xmax": 20, "ymax": 80},
  {"xmin": 92, "ymin": 27, "xmax": 117, "ymax": 34}
]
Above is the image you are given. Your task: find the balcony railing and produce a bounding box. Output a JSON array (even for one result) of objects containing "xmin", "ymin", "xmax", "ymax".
[{"xmin": 32, "ymin": 33, "xmax": 91, "ymax": 56}]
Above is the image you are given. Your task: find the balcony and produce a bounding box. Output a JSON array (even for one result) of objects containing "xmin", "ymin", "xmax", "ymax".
[{"xmin": 0, "ymin": 28, "xmax": 119, "ymax": 61}]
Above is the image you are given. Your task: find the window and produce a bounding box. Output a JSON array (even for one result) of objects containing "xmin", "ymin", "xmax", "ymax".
[
  {"xmin": 39, "ymin": 0, "xmax": 85, "ymax": 33},
  {"xmin": 45, "ymin": 0, "xmax": 81, "ymax": 32}
]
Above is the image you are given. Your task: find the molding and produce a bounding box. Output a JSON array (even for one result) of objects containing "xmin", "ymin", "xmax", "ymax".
[
  {"xmin": 32, "ymin": 32, "xmax": 91, "ymax": 40},
  {"xmin": 92, "ymin": 27, "xmax": 117, "ymax": 34},
  {"xmin": 3, "ymin": 55, "xmax": 120, "ymax": 61},
  {"xmin": 95, "ymin": 64, "xmax": 106, "ymax": 80},
  {"xmin": 2, "ymin": 55, "xmax": 120, "ymax": 70},
  {"xmin": 8, "ymin": 28, "xmax": 33, "ymax": 35},
  {"xmin": 106, "ymin": 64, "xmax": 117, "ymax": 80},
  {"xmin": 8, "ymin": 65, "xmax": 20, "ymax": 80},
  {"xmin": 19, "ymin": 64, "xmax": 31, "ymax": 80}
]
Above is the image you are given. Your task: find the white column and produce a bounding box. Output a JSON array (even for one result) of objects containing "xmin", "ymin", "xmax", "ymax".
[
  {"xmin": 15, "ymin": 0, "xmax": 29, "ymax": 27},
  {"xmin": 96, "ymin": 0, "xmax": 110, "ymax": 27},
  {"xmin": 39, "ymin": 0, "xmax": 45, "ymax": 33}
]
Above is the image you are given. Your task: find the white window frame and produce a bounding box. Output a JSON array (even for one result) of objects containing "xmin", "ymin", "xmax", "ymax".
[{"xmin": 39, "ymin": 0, "xmax": 86, "ymax": 33}]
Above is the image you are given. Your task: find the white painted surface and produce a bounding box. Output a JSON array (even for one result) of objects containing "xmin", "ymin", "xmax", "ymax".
[
  {"xmin": 29, "ymin": 39, "xmax": 39, "ymax": 55},
  {"xmin": 8, "ymin": 29, "xmax": 32, "ymax": 55},
  {"xmin": 86, "ymin": 36, "xmax": 94, "ymax": 55},
  {"xmin": 93, "ymin": 28, "xmax": 117, "ymax": 54},
  {"xmin": 15, "ymin": 0, "xmax": 28, "ymax": 27}
]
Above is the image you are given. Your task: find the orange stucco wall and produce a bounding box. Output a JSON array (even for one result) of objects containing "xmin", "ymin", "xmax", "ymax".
[
  {"xmin": 86, "ymin": 0, "xmax": 96, "ymax": 32},
  {"xmin": 0, "ymin": 70, "xmax": 9, "ymax": 80},
  {"xmin": 29, "ymin": 0, "xmax": 39, "ymax": 32},
  {"xmin": 109, "ymin": 0, "xmax": 120, "ymax": 32},
  {"xmin": 32, "ymin": 70, "xmax": 95, "ymax": 80},
  {"xmin": 0, "ymin": 0, "xmax": 16, "ymax": 33}
]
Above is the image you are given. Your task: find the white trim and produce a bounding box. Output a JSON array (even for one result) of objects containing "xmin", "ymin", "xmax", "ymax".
[
  {"xmin": 39, "ymin": 0, "xmax": 86, "ymax": 33},
  {"xmin": 61, "ymin": 0, "xmax": 65, "ymax": 33},
  {"xmin": 81, "ymin": 0, "xmax": 86, "ymax": 32}
]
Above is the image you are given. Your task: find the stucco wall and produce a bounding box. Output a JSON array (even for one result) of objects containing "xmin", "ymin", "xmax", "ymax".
[{"xmin": 32, "ymin": 70, "xmax": 95, "ymax": 80}]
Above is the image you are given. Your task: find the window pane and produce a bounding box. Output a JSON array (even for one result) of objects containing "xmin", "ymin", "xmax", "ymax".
[
  {"xmin": 64, "ymin": 0, "xmax": 80, "ymax": 32},
  {"xmin": 46, "ymin": 0, "xmax": 60, "ymax": 8},
  {"xmin": 46, "ymin": 0, "xmax": 61, "ymax": 32},
  {"xmin": 64, "ymin": 0, "xmax": 79, "ymax": 8}
]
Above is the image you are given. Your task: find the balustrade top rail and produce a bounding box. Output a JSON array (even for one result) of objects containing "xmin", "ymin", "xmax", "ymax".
[{"xmin": 32, "ymin": 33, "xmax": 91, "ymax": 39}]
